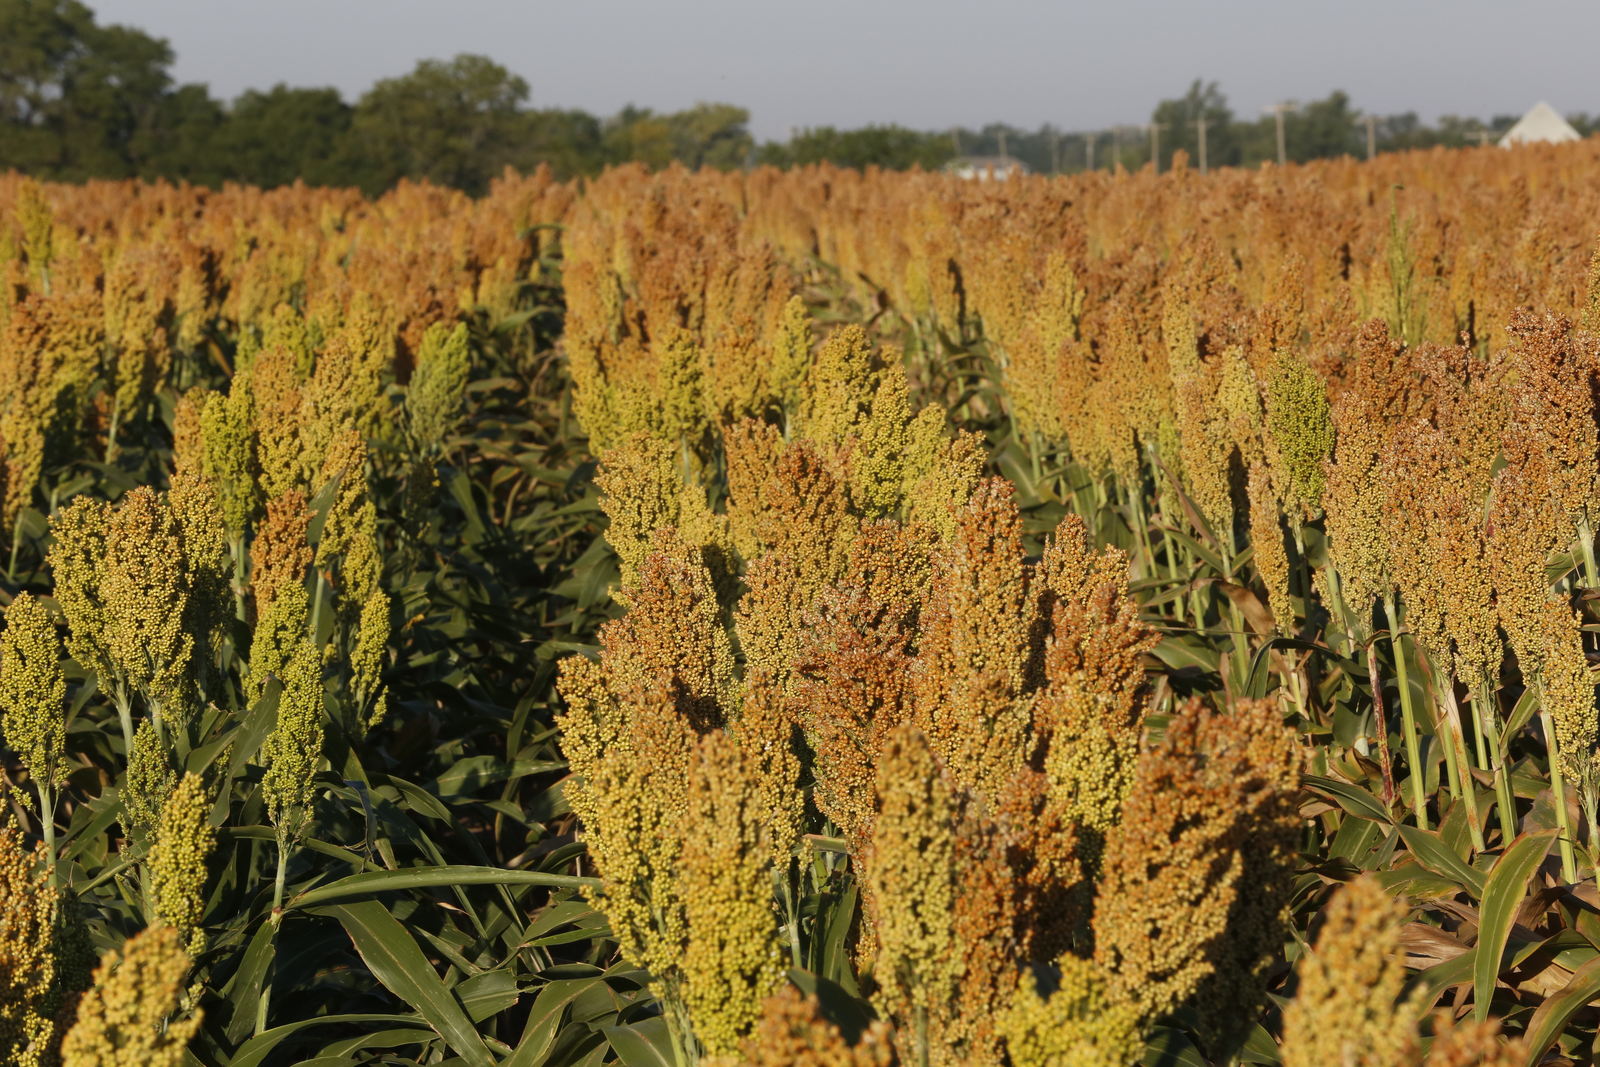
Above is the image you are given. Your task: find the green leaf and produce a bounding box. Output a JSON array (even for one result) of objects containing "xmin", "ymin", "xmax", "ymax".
[
  {"xmin": 228, "ymin": 1014, "xmax": 431, "ymax": 1067},
  {"xmin": 1302, "ymin": 775, "xmax": 1393, "ymax": 824},
  {"xmin": 1472, "ymin": 828, "xmax": 1556, "ymax": 1022},
  {"xmin": 1396, "ymin": 825, "xmax": 1485, "ymax": 896},
  {"xmin": 787, "ymin": 968, "xmax": 874, "ymax": 1045},
  {"xmin": 455, "ymin": 969, "xmax": 521, "ymax": 1023},
  {"xmin": 1520, "ymin": 955, "xmax": 1600, "ymax": 1067},
  {"xmin": 501, "ymin": 977, "xmax": 606, "ymax": 1067},
  {"xmin": 599, "ymin": 1016, "xmax": 678, "ymax": 1067},
  {"xmin": 290, "ymin": 865, "xmax": 598, "ymax": 909},
  {"xmin": 313, "ymin": 901, "xmax": 495, "ymax": 1067},
  {"xmin": 224, "ymin": 920, "xmax": 279, "ymax": 1044},
  {"xmin": 1141, "ymin": 1025, "xmax": 1209, "ymax": 1067}
]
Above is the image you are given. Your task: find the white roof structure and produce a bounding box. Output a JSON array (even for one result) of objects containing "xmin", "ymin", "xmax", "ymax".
[{"xmin": 1499, "ymin": 102, "xmax": 1582, "ymax": 147}]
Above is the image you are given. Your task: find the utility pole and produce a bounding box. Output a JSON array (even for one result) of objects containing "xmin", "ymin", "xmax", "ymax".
[
  {"xmin": 1085, "ymin": 131, "xmax": 1096, "ymax": 171},
  {"xmin": 1262, "ymin": 103, "xmax": 1293, "ymax": 166},
  {"xmin": 1148, "ymin": 122, "xmax": 1168, "ymax": 173},
  {"xmin": 1113, "ymin": 126, "xmax": 1122, "ymax": 169},
  {"xmin": 1471, "ymin": 129, "xmax": 1493, "ymax": 148},
  {"xmin": 1191, "ymin": 115, "xmax": 1208, "ymax": 175},
  {"xmin": 998, "ymin": 129, "xmax": 1008, "ymax": 163},
  {"xmin": 951, "ymin": 128, "xmax": 961, "ymax": 156},
  {"xmin": 1364, "ymin": 115, "xmax": 1377, "ymax": 160},
  {"xmin": 1050, "ymin": 128, "xmax": 1059, "ymax": 175}
]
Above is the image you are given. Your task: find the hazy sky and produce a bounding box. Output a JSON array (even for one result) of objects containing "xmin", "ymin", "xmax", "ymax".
[{"xmin": 91, "ymin": 0, "xmax": 1599, "ymax": 142}]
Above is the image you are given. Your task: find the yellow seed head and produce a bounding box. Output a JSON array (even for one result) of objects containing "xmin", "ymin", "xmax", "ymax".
[
  {"xmin": 246, "ymin": 576, "xmax": 309, "ymax": 709},
  {"xmin": 60, "ymin": 926, "xmax": 200, "ymax": 1067},
  {"xmin": 199, "ymin": 376, "xmax": 261, "ymax": 540},
  {"xmin": 0, "ymin": 593, "xmax": 67, "ymax": 791},
  {"xmin": 1265, "ymin": 348, "xmax": 1334, "ymax": 518},
  {"xmin": 1279, "ymin": 876, "xmax": 1418, "ymax": 1067},
  {"xmin": 680, "ymin": 732, "xmax": 785, "ymax": 1056},
  {"xmin": 998, "ymin": 954, "xmax": 1141, "ymax": 1067},
  {"xmin": 124, "ymin": 719, "xmax": 175, "ymax": 836},
  {"xmin": 350, "ymin": 589, "xmax": 391, "ymax": 734},
  {"xmin": 261, "ymin": 640, "xmax": 324, "ymax": 846},
  {"xmin": 149, "ymin": 773, "xmax": 215, "ymax": 955}
]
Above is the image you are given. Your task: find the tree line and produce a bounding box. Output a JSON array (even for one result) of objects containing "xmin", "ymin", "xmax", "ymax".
[{"xmin": 1, "ymin": 1, "xmax": 1590, "ymax": 194}]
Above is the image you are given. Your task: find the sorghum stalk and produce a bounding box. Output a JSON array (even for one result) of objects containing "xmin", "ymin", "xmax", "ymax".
[
  {"xmin": 1475, "ymin": 678, "xmax": 1519, "ymax": 840},
  {"xmin": 1364, "ymin": 640, "xmax": 1397, "ymax": 804},
  {"xmin": 1383, "ymin": 596, "xmax": 1427, "ymax": 828},
  {"xmin": 1538, "ymin": 705, "xmax": 1579, "ymax": 883},
  {"xmin": 1438, "ymin": 682, "xmax": 1487, "ymax": 852}
]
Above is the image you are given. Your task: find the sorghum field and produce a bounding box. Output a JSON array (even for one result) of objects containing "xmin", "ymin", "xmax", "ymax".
[{"xmin": 5, "ymin": 141, "xmax": 1600, "ymax": 1067}]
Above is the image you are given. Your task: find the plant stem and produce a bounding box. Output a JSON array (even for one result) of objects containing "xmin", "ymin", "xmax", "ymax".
[
  {"xmin": 37, "ymin": 781, "xmax": 55, "ymax": 889},
  {"xmin": 1364, "ymin": 639, "xmax": 1396, "ymax": 804},
  {"xmin": 309, "ymin": 570, "xmax": 327, "ymax": 644},
  {"xmin": 1383, "ymin": 597, "xmax": 1427, "ymax": 828},
  {"xmin": 1476, "ymin": 678, "xmax": 1518, "ymax": 841},
  {"xmin": 1439, "ymin": 684, "xmax": 1486, "ymax": 852},
  {"xmin": 1539, "ymin": 706, "xmax": 1579, "ymax": 883},
  {"xmin": 104, "ymin": 395, "xmax": 121, "ymax": 464},
  {"xmin": 1579, "ymin": 513, "xmax": 1599, "ymax": 589}
]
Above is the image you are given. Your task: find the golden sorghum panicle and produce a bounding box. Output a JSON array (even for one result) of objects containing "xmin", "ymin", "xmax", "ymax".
[
  {"xmin": 789, "ymin": 523, "xmax": 932, "ymax": 845},
  {"xmin": 1094, "ymin": 698, "xmax": 1301, "ymax": 1036},
  {"xmin": 0, "ymin": 819, "xmax": 82, "ymax": 1067},
  {"xmin": 723, "ymin": 417, "xmax": 785, "ymax": 561},
  {"xmin": 1033, "ymin": 515, "xmax": 1158, "ymax": 860},
  {"xmin": 1248, "ymin": 462, "xmax": 1294, "ymax": 632},
  {"xmin": 261, "ymin": 640, "xmax": 324, "ymax": 847},
  {"xmin": 997, "ymin": 954, "xmax": 1140, "ymax": 1067},
  {"xmin": 0, "ymin": 593, "xmax": 67, "ymax": 795},
  {"xmin": 680, "ymin": 732, "xmax": 785, "ymax": 1056},
  {"xmin": 1217, "ymin": 345, "xmax": 1264, "ymax": 465},
  {"xmin": 169, "ymin": 465, "xmax": 234, "ymax": 699},
  {"xmin": 769, "ymin": 295, "xmax": 814, "ymax": 421},
  {"xmin": 1279, "ymin": 876, "xmax": 1418, "ymax": 1067},
  {"xmin": 580, "ymin": 686, "xmax": 698, "ymax": 999},
  {"xmin": 851, "ymin": 361, "xmax": 915, "ymax": 518},
  {"xmin": 1323, "ymin": 389, "xmax": 1391, "ymax": 625},
  {"xmin": 245, "ymin": 579, "xmax": 309, "ymax": 708},
  {"xmin": 60, "ymin": 926, "xmax": 200, "ymax": 1067},
  {"xmin": 1535, "ymin": 602, "xmax": 1596, "ymax": 785},
  {"xmin": 1488, "ymin": 459, "xmax": 1562, "ymax": 668},
  {"xmin": 102, "ymin": 487, "xmax": 192, "ymax": 714},
  {"xmin": 798, "ymin": 325, "xmax": 879, "ymax": 451},
  {"xmin": 199, "ymin": 376, "xmax": 261, "ymax": 542},
  {"xmin": 350, "ymin": 588, "xmax": 391, "ymax": 734},
  {"xmin": 913, "ymin": 478, "xmax": 1032, "ymax": 806},
  {"xmin": 1583, "ymin": 238, "xmax": 1600, "ymax": 336},
  {"xmin": 1383, "ymin": 420, "xmax": 1498, "ymax": 685},
  {"xmin": 734, "ymin": 681, "xmax": 803, "ymax": 872},
  {"xmin": 1423, "ymin": 1014, "xmax": 1525, "ymax": 1067},
  {"xmin": 250, "ymin": 343, "xmax": 307, "ymax": 500},
  {"xmin": 406, "ymin": 321, "xmax": 471, "ymax": 447},
  {"xmin": 600, "ymin": 529, "xmax": 736, "ymax": 731},
  {"xmin": 149, "ymin": 772, "xmax": 215, "ymax": 954},
  {"xmin": 905, "ymin": 430, "xmax": 985, "ymax": 543},
  {"xmin": 1265, "ymin": 348, "xmax": 1334, "ymax": 518},
  {"xmin": 794, "ymin": 581, "xmax": 916, "ymax": 848},
  {"xmin": 756, "ymin": 439, "xmax": 857, "ymax": 596},
  {"xmin": 250, "ymin": 490, "xmax": 312, "ymax": 624},
  {"xmin": 733, "ymin": 985, "xmax": 897, "ymax": 1067},
  {"xmin": 16, "ymin": 180, "xmax": 53, "ymax": 285},
  {"xmin": 170, "ymin": 387, "xmax": 211, "ymax": 475},
  {"xmin": 862, "ymin": 726, "xmax": 959, "ymax": 1061},
  {"xmin": 596, "ymin": 432, "xmax": 729, "ymax": 597},
  {"xmin": 1504, "ymin": 310, "xmax": 1600, "ymax": 530},
  {"xmin": 123, "ymin": 720, "xmax": 175, "ymax": 836}
]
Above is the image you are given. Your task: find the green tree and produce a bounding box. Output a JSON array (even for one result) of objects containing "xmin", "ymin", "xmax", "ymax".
[
  {"xmin": 353, "ymin": 53, "xmax": 531, "ymax": 195},
  {"xmin": 603, "ymin": 103, "xmax": 752, "ymax": 171},
  {"xmin": 758, "ymin": 124, "xmax": 955, "ymax": 170},
  {"xmin": 1152, "ymin": 80, "xmax": 1238, "ymax": 170},
  {"xmin": 0, "ymin": 0, "xmax": 216, "ymax": 180},
  {"xmin": 217, "ymin": 85, "xmax": 364, "ymax": 188}
]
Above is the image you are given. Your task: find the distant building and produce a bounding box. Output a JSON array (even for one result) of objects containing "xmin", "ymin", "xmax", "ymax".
[
  {"xmin": 1499, "ymin": 102, "xmax": 1582, "ymax": 147},
  {"xmin": 948, "ymin": 156, "xmax": 1029, "ymax": 180}
]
